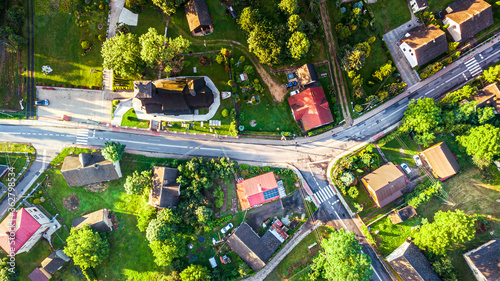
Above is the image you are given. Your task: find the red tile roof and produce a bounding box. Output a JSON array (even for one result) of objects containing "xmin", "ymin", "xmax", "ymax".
[
  {"xmin": 0, "ymin": 208, "xmax": 41, "ymax": 255},
  {"xmin": 287, "ymin": 87, "xmax": 334, "ymax": 131},
  {"xmin": 237, "ymin": 172, "xmax": 279, "ymax": 210}
]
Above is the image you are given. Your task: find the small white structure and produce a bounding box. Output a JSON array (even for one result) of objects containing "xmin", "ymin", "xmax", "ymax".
[
  {"xmin": 42, "ymin": 65, "xmax": 53, "ymax": 75},
  {"xmin": 118, "ymin": 8, "xmax": 139, "ymax": 26},
  {"xmin": 409, "ymin": 0, "xmax": 428, "ymax": 13},
  {"xmin": 222, "ymin": 91, "xmax": 232, "ymax": 99},
  {"xmin": 209, "ymin": 257, "xmax": 218, "ymax": 268}
]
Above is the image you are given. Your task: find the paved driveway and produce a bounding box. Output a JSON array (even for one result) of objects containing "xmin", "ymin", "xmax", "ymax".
[{"xmin": 36, "ymin": 87, "xmax": 132, "ymax": 123}]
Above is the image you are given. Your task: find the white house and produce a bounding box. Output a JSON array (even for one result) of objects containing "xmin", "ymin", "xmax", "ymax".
[{"xmin": 399, "ymin": 24, "xmax": 448, "ymax": 68}]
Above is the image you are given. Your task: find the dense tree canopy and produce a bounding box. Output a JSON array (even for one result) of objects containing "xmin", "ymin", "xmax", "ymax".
[
  {"xmin": 0, "ymin": 258, "xmax": 17, "ymax": 281},
  {"xmin": 288, "ymin": 31, "xmax": 310, "ymax": 60},
  {"xmin": 457, "ymin": 124, "xmax": 500, "ymax": 168},
  {"xmin": 149, "ymin": 240, "xmax": 185, "ymax": 267},
  {"xmin": 482, "ymin": 64, "xmax": 500, "ymax": 83},
  {"xmin": 247, "ymin": 25, "xmax": 282, "ymax": 65},
  {"xmin": 180, "ymin": 265, "xmax": 211, "ymax": 281},
  {"xmin": 102, "ymin": 33, "xmax": 142, "ymax": 78},
  {"xmin": 401, "ymin": 98, "xmax": 442, "ymax": 134},
  {"xmin": 341, "ymin": 45, "xmax": 368, "ymax": 73},
  {"xmin": 287, "ymin": 14, "xmax": 303, "ymax": 32},
  {"xmin": 414, "ymin": 210, "xmax": 475, "ymax": 255},
  {"xmin": 237, "ymin": 7, "xmax": 261, "ymax": 33},
  {"xmin": 278, "ymin": 0, "xmax": 299, "ymax": 15},
  {"xmin": 310, "ymin": 229, "xmax": 373, "ymax": 281},
  {"xmin": 124, "ymin": 170, "xmax": 152, "ymax": 195},
  {"xmin": 101, "ymin": 141, "xmax": 126, "ymax": 162},
  {"xmin": 64, "ymin": 225, "xmax": 110, "ymax": 269},
  {"xmin": 152, "ymin": 0, "xmax": 186, "ymax": 16}
]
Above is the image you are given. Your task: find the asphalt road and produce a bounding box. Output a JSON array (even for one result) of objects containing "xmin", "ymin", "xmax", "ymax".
[{"xmin": 2, "ymin": 41, "xmax": 500, "ymax": 281}]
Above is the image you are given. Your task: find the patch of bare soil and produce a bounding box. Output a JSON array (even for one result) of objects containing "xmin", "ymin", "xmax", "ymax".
[
  {"xmin": 63, "ymin": 193, "xmax": 79, "ymax": 211},
  {"xmin": 109, "ymin": 211, "xmax": 120, "ymax": 230},
  {"xmin": 84, "ymin": 183, "xmax": 108, "ymax": 193}
]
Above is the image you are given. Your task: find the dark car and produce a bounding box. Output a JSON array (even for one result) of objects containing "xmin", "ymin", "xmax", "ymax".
[{"xmin": 35, "ymin": 100, "xmax": 49, "ymax": 106}]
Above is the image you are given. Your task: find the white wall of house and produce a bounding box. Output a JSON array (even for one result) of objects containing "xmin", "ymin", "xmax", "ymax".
[
  {"xmin": 399, "ymin": 42, "xmax": 419, "ymax": 68},
  {"xmin": 443, "ymin": 17, "xmax": 462, "ymax": 41},
  {"xmin": 409, "ymin": 0, "xmax": 426, "ymax": 13}
]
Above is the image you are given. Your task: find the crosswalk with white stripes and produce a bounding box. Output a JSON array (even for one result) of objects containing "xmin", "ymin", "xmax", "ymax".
[
  {"xmin": 313, "ymin": 185, "xmax": 336, "ymax": 204},
  {"xmin": 75, "ymin": 129, "xmax": 89, "ymax": 145},
  {"xmin": 464, "ymin": 57, "xmax": 483, "ymax": 77}
]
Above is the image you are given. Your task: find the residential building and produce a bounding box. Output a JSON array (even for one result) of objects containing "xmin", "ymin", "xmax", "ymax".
[
  {"xmin": 296, "ymin": 64, "xmax": 319, "ymax": 89},
  {"xmin": 410, "ymin": 0, "xmax": 428, "ymax": 13},
  {"xmin": 387, "ymin": 241, "xmax": 441, "ymax": 281},
  {"xmin": 287, "ymin": 86, "xmax": 334, "ymax": 132},
  {"xmin": 463, "ymin": 239, "xmax": 500, "ymax": 281},
  {"xmin": 185, "ymin": 0, "xmax": 213, "ymax": 36},
  {"xmin": 0, "ymin": 207, "xmax": 52, "ymax": 255},
  {"xmin": 134, "ymin": 78, "xmax": 214, "ymax": 116},
  {"xmin": 61, "ymin": 151, "xmax": 122, "ymax": 187},
  {"xmin": 473, "ymin": 83, "xmax": 500, "ymax": 112},
  {"xmin": 72, "ymin": 209, "xmax": 113, "ymax": 232},
  {"xmin": 226, "ymin": 222, "xmax": 284, "ymax": 271},
  {"xmin": 389, "ymin": 205, "xmax": 417, "ymax": 224},
  {"xmin": 237, "ymin": 172, "xmax": 282, "ymax": 211},
  {"xmin": 28, "ymin": 267, "xmax": 51, "ymax": 281},
  {"xmin": 443, "ymin": 0, "xmax": 493, "ymax": 42},
  {"xmin": 361, "ymin": 162, "xmax": 407, "ymax": 208},
  {"xmin": 149, "ymin": 166, "xmax": 180, "ymax": 209},
  {"xmin": 399, "ymin": 24, "xmax": 448, "ymax": 68},
  {"xmin": 420, "ymin": 142, "xmax": 460, "ymax": 180},
  {"xmin": 40, "ymin": 249, "xmax": 70, "ymax": 274}
]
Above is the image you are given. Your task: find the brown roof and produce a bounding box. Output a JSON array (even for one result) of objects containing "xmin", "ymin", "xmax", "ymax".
[
  {"xmin": 387, "ymin": 242, "xmax": 441, "ymax": 281},
  {"xmin": 61, "ymin": 151, "xmax": 121, "ymax": 186},
  {"xmin": 72, "ymin": 209, "xmax": 113, "ymax": 232},
  {"xmin": 361, "ymin": 162, "xmax": 407, "ymax": 208},
  {"xmin": 185, "ymin": 0, "xmax": 212, "ymax": 32},
  {"xmin": 463, "ymin": 239, "xmax": 500, "ymax": 281},
  {"xmin": 421, "ymin": 142, "xmax": 460, "ymax": 179},
  {"xmin": 445, "ymin": 0, "xmax": 491, "ymax": 25},
  {"xmin": 390, "ymin": 206, "xmax": 418, "ymax": 224},
  {"xmin": 473, "ymin": 83, "xmax": 500, "ymax": 111},
  {"xmin": 149, "ymin": 166, "xmax": 180, "ymax": 208},
  {"xmin": 296, "ymin": 64, "xmax": 319, "ymax": 86},
  {"xmin": 400, "ymin": 24, "xmax": 445, "ymax": 50}
]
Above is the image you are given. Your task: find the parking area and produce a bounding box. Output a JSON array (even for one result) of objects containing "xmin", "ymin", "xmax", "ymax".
[{"xmin": 36, "ymin": 87, "xmax": 133, "ymax": 123}]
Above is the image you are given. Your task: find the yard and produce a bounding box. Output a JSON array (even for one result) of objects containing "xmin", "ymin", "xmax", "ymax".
[
  {"xmin": 0, "ymin": 44, "xmax": 23, "ymax": 111},
  {"xmin": 378, "ymin": 133, "xmax": 421, "ymax": 166},
  {"xmin": 370, "ymin": 216, "xmax": 423, "ymax": 256},
  {"xmin": 370, "ymin": 0, "xmax": 411, "ymax": 33},
  {"xmin": 120, "ymin": 108, "xmax": 150, "ymax": 129},
  {"xmin": 33, "ymin": 0, "xmax": 109, "ymax": 88}
]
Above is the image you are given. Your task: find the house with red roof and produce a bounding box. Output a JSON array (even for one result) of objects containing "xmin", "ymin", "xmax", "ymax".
[
  {"xmin": 0, "ymin": 207, "xmax": 53, "ymax": 256},
  {"xmin": 287, "ymin": 87, "xmax": 334, "ymax": 132},
  {"xmin": 237, "ymin": 172, "xmax": 282, "ymax": 210}
]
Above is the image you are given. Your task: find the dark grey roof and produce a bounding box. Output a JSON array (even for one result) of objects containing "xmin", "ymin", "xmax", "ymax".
[
  {"xmin": 445, "ymin": 0, "xmax": 493, "ymax": 40},
  {"xmin": 193, "ymin": 0, "xmax": 211, "ymax": 26},
  {"xmin": 398, "ymin": 206, "xmax": 417, "ymax": 222},
  {"xmin": 185, "ymin": 0, "xmax": 212, "ymax": 32},
  {"xmin": 61, "ymin": 151, "xmax": 121, "ymax": 187},
  {"xmin": 41, "ymin": 249, "xmax": 70, "ymax": 274},
  {"xmin": 387, "ymin": 242, "xmax": 441, "ymax": 281},
  {"xmin": 72, "ymin": 209, "xmax": 113, "ymax": 232},
  {"xmin": 136, "ymin": 78, "xmax": 214, "ymax": 115},
  {"xmin": 134, "ymin": 81, "xmax": 155, "ymax": 99},
  {"xmin": 149, "ymin": 166, "xmax": 180, "ymax": 208},
  {"xmin": 226, "ymin": 222, "xmax": 282, "ymax": 271},
  {"xmin": 464, "ymin": 239, "xmax": 500, "ymax": 281},
  {"xmin": 28, "ymin": 267, "xmax": 50, "ymax": 281},
  {"xmin": 414, "ymin": 0, "xmax": 428, "ymax": 8}
]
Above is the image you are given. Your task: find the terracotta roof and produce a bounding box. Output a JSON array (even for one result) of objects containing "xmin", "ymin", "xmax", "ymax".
[
  {"xmin": 236, "ymin": 172, "xmax": 279, "ymax": 210},
  {"xmin": 421, "ymin": 142, "xmax": 460, "ymax": 179},
  {"xmin": 287, "ymin": 87, "xmax": 334, "ymax": 132},
  {"xmin": 28, "ymin": 267, "xmax": 51, "ymax": 281},
  {"xmin": 361, "ymin": 162, "xmax": 407, "ymax": 208},
  {"xmin": 149, "ymin": 166, "xmax": 180, "ymax": 208},
  {"xmin": 185, "ymin": 0, "xmax": 212, "ymax": 32},
  {"xmin": 61, "ymin": 151, "xmax": 121, "ymax": 187},
  {"xmin": 0, "ymin": 208, "xmax": 41, "ymax": 255},
  {"xmin": 463, "ymin": 239, "xmax": 500, "ymax": 281},
  {"xmin": 387, "ymin": 241, "xmax": 441, "ymax": 281},
  {"xmin": 72, "ymin": 209, "xmax": 113, "ymax": 232},
  {"xmin": 226, "ymin": 222, "xmax": 282, "ymax": 271},
  {"xmin": 296, "ymin": 64, "xmax": 319, "ymax": 86},
  {"xmin": 445, "ymin": 0, "xmax": 491, "ymax": 25}
]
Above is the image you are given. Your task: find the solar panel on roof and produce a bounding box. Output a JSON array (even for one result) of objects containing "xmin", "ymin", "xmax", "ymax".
[{"xmin": 263, "ymin": 188, "xmax": 279, "ymax": 200}]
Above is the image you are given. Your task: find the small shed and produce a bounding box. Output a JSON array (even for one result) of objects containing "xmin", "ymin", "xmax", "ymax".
[{"xmin": 389, "ymin": 206, "xmax": 417, "ymax": 224}]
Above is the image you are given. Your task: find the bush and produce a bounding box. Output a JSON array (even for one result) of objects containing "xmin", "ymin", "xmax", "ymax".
[
  {"xmin": 221, "ymin": 109, "xmax": 229, "ymax": 117},
  {"xmin": 125, "ymin": 0, "xmax": 146, "ymax": 13},
  {"xmin": 354, "ymin": 104, "xmax": 363, "ymax": 113},
  {"xmin": 368, "ymin": 36, "xmax": 376, "ymax": 44},
  {"xmin": 98, "ymin": 34, "xmax": 105, "ymax": 41},
  {"xmin": 81, "ymin": 40, "xmax": 90, "ymax": 49},
  {"xmin": 348, "ymin": 186, "xmax": 359, "ymax": 198}
]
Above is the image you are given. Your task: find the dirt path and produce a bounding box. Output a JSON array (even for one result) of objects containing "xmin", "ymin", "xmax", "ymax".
[
  {"xmin": 170, "ymin": 22, "xmax": 288, "ymax": 102},
  {"xmin": 319, "ymin": 1, "xmax": 352, "ymax": 126}
]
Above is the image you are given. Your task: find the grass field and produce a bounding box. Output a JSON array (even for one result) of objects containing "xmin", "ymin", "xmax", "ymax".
[
  {"xmin": 378, "ymin": 133, "xmax": 420, "ymax": 166},
  {"xmin": 426, "ymin": 0, "xmax": 456, "ymax": 13},
  {"xmin": 371, "ymin": 216, "xmax": 422, "ymax": 256},
  {"xmin": 121, "ymin": 108, "xmax": 150, "ymax": 129},
  {"xmin": 0, "ymin": 154, "xmax": 27, "ymax": 186},
  {"xmin": 0, "ymin": 143, "xmax": 35, "ymax": 153},
  {"xmin": 0, "ymin": 45, "xmax": 23, "ymax": 111},
  {"xmin": 370, "ymin": 0, "xmax": 411, "ymax": 33}
]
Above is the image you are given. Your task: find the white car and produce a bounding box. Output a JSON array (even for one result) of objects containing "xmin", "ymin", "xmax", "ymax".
[
  {"xmin": 221, "ymin": 223, "xmax": 234, "ymax": 234},
  {"xmin": 400, "ymin": 163, "xmax": 411, "ymax": 174},
  {"xmin": 413, "ymin": 155, "xmax": 422, "ymax": 167},
  {"xmin": 290, "ymin": 90, "xmax": 300, "ymax": 96}
]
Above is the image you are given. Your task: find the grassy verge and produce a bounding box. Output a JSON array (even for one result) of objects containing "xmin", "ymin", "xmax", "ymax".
[
  {"xmin": 0, "ymin": 143, "xmax": 36, "ymax": 154},
  {"xmin": 121, "ymin": 108, "xmax": 150, "ymax": 129}
]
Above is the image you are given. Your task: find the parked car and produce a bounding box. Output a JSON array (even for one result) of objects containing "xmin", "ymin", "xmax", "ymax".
[
  {"xmin": 35, "ymin": 100, "xmax": 49, "ymax": 106},
  {"xmin": 413, "ymin": 155, "xmax": 422, "ymax": 167},
  {"xmin": 400, "ymin": 163, "xmax": 411, "ymax": 174},
  {"xmin": 290, "ymin": 90, "xmax": 300, "ymax": 96},
  {"xmin": 221, "ymin": 223, "xmax": 234, "ymax": 234},
  {"xmin": 286, "ymin": 81, "xmax": 298, "ymax": 88}
]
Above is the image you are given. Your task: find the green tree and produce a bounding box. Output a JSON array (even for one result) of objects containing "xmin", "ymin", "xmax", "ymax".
[
  {"xmin": 149, "ymin": 240, "xmax": 184, "ymax": 267},
  {"xmin": 288, "ymin": 31, "xmax": 310, "ymax": 59},
  {"xmin": 237, "ymin": 7, "xmax": 261, "ymax": 33},
  {"xmin": 180, "ymin": 264, "xmax": 211, "ymax": 281},
  {"xmin": 151, "ymin": 0, "xmax": 185, "ymax": 16},
  {"xmin": 140, "ymin": 28, "xmax": 191, "ymax": 69},
  {"xmin": 341, "ymin": 47, "xmax": 367, "ymax": 73},
  {"xmin": 65, "ymin": 225, "xmax": 110, "ymax": 270},
  {"xmin": 310, "ymin": 229, "xmax": 372, "ymax": 281},
  {"xmin": 221, "ymin": 109, "xmax": 229, "ymax": 117},
  {"xmin": 338, "ymin": 26, "xmax": 351, "ymax": 39},
  {"xmin": 414, "ymin": 131, "xmax": 436, "ymax": 147},
  {"xmin": 457, "ymin": 124, "xmax": 500, "ymax": 168},
  {"xmin": 137, "ymin": 204, "xmax": 157, "ymax": 232},
  {"xmin": 372, "ymin": 62, "xmax": 394, "ymax": 81},
  {"xmin": 6, "ymin": 6, "xmax": 24, "ymax": 27},
  {"xmin": 244, "ymin": 65, "xmax": 254, "ymax": 75},
  {"xmin": 287, "ymin": 14, "xmax": 303, "ymax": 32},
  {"xmin": 477, "ymin": 106, "xmax": 495, "ymax": 124},
  {"xmin": 447, "ymin": 42, "xmax": 459, "ymax": 54},
  {"xmin": 278, "ymin": 0, "xmax": 299, "ymax": 14},
  {"xmin": 247, "ymin": 25, "xmax": 281, "ymax": 65},
  {"xmin": 482, "ymin": 64, "xmax": 500, "ymax": 83},
  {"xmin": 102, "ymin": 33, "xmax": 141, "ymax": 78},
  {"xmin": 0, "ymin": 257, "xmax": 18, "ymax": 281},
  {"xmin": 432, "ymin": 256, "xmax": 459, "ymax": 281},
  {"xmin": 101, "ymin": 141, "xmax": 126, "ymax": 162},
  {"xmin": 195, "ymin": 206, "xmax": 213, "ymax": 224},
  {"xmin": 414, "ymin": 210, "xmax": 475, "ymax": 255},
  {"xmin": 378, "ymin": 90, "xmax": 388, "ymax": 101},
  {"xmin": 146, "ymin": 208, "xmax": 180, "ymax": 242},
  {"xmin": 401, "ymin": 98, "xmax": 442, "ymax": 134},
  {"xmin": 340, "ymin": 171, "xmax": 355, "ymax": 186},
  {"xmin": 214, "ymin": 186, "xmax": 224, "ymax": 208},
  {"xmin": 124, "ymin": 170, "xmax": 152, "ymax": 195},
  {"xmin": 351, "ymin": 74, "xmax": 363, "ymax": 89}
]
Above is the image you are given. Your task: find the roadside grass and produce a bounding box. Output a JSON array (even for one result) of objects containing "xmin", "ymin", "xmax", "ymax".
[
  {"xmin": 33, "ymin": 11, "xmax": 106, "ymax": 87},
  {"xmin": 0, "ymin": 155, "xmax": 27, "ymax": 185},
  {"xmin": 272, "ymin": 226, "xmax": 333, "ymax": 280},
  {"xmin": 370, "ymin": 216, "xmax": 422, "ymax": 256},
  {"xmin": 370, "ymin": 0, "xmax": 411, "ymax": 33},
  {"xmin": 0, "ymin": 143, "xmax": 35, "ymax": 153},
  {"xmin": 378, "ymin": 133, "xmax": 420, "ymax": 166},
  {"xmin": 0, "ymin": 46, "xmax": 23, "ymax": 110},
  {"xmin": 121, "ymin": 108, "xmax": 150, "ymax": 129}
]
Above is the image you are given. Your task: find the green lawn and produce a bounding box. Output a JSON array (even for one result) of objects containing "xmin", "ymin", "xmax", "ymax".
[
  {"xmin": 370, "ymin": 0, "xmax": 411, "ymax": 33},
  {"xmin": 0, "ymin": 143, "xmax": 35, "ymax": 153},
  {"xmin": 0, "ymin": 155, "xmax": 27, "ymax": 186},
  {"xmin": 0, "ymin": 47, "xmax": 23, "ymax": 110},
  {"xmin": 370, "ymin": 216, "xmax": 423, "ymax": 256},
  {"xmin": 378, "ymin": 133, "xmax": 420, "ymax": 166},
  {"xmin": 33, "ymin": 3, "xmax": 108, "ymax": 87},
  {"xmin": 426, "ymin": 0, "xmax": 456, "ymax": 13},
  {"xmin": 121, "ymin": 108, "xmax": 150, "ymax": 129}
]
